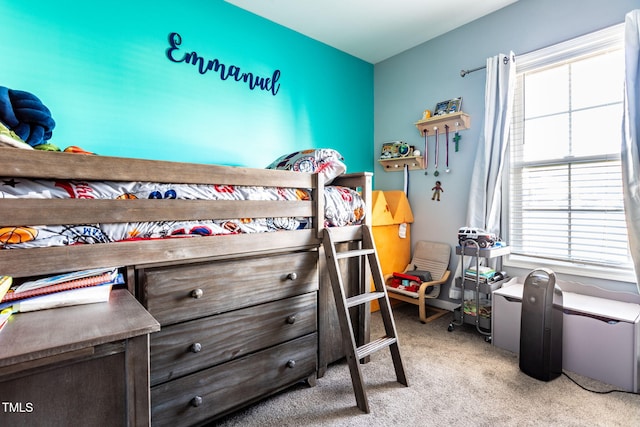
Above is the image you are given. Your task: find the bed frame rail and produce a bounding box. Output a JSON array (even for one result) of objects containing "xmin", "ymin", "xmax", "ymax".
[{"xmin": 0, "ymin": 148, "xmax": 371, "ymax": 279}]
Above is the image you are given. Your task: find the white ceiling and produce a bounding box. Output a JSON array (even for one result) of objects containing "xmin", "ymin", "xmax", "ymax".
[{"xmin": 225, "ymin": 0, "xmax": 519, "ymax": 63}]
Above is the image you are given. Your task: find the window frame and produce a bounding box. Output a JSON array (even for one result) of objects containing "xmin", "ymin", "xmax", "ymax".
[{"xmin": 502, "ymin": 23, "xmax": 635, "ymax": 284}]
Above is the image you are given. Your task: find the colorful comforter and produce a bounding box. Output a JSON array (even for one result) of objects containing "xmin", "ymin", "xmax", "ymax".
[{"xmin": 0, "ymin": 179, "xmax": 366, "ymax": 249}]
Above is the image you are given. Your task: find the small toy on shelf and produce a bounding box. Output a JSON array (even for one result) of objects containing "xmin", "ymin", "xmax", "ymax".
[
  {"xmin": 457, "ymin": 227, "xmax": 497, "ymax": 248},
  {"xmin": 380, "ymin": 141, "xmax": 409, "ymax": 159}
]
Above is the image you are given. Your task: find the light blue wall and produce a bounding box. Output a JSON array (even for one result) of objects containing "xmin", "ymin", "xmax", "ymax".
[
  {"xmin": 374, "ymin": 0, "xmax": 638, "ymax": 291},
  {"xmin": 1, "ymin": 0, "xmax": 373, "ymax": 171}
]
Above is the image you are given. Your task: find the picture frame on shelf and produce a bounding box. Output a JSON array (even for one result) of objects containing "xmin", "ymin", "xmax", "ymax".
[
  {"xmin": 434, "ymin": 98, "xmax": 463, "ymax": 116},
  {"xmin": 434, "ymin": 100, "xmax": 450, "ymax": 116},
  {"xmin": 447, "ymin": 97, "xmax": 462, "ymax": 114},
  {"xmin": 380, "ymin": 141, "xmax": 400, "ymax": 159}
]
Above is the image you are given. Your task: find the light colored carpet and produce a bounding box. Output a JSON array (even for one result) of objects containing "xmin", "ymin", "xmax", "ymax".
[{"xmin": 212, "ymin": 304, "xmax": 640, "ymax": 426}]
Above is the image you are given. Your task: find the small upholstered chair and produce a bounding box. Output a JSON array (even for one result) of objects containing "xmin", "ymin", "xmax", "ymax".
[{"xmin": 385, "ymin": 240, "xmax": 451, "ymax": 323}]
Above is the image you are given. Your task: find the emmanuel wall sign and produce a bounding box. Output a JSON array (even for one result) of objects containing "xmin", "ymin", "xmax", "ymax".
[{"xmin": 166, "ymin": 32, "xmax": 281, "ymax": 96}]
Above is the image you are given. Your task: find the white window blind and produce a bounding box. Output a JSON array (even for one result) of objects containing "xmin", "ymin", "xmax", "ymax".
[{"xmin": 508, "ymin": 24, "xmax": 633, "ymax": 276}]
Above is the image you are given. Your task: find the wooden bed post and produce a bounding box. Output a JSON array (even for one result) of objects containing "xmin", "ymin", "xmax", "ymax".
[
  {"xmin": 361, "ymin": 173, "xmax": 373, "ymax": 227},
  {"xmin": 315, "ymin": 172, "xmax": 325, "ymax": 240}
]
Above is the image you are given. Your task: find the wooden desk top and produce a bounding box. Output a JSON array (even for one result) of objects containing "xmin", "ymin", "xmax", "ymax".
[{"xmin": 0, "ymin": 289, "xmax": 159, "ymax": 367}]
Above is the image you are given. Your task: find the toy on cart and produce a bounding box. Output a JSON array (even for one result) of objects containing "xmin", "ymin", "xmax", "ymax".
[{"xmin": 457, "ymin": 227, "xmax": 497, "ymax": 248}]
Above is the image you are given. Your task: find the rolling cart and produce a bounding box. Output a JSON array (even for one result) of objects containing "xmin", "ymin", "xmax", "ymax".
[{"xmin": 448, "ymin": 240, "xmax": 510, "ymax": 342}]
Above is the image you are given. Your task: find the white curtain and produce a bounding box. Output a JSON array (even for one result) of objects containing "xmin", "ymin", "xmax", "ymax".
[
  {"xmin": 622, "ymin": 10, "xmax": 640, "ymax": 293},
  {"xmin": 466, "ymin": 52, "xmax": 516, "ymax": 236},
  {"xmin": 450, "ymin": 52, "xmax": 516, "ymax": 299}
]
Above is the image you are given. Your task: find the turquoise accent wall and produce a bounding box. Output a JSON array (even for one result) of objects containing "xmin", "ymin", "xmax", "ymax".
[{"xmin": 0, "ymin": 0, "xmax": 373, "ymax": 171}]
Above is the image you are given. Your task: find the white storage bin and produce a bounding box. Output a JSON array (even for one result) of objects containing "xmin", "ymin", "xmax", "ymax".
[{"xmin": 492, "ymin": 278, "xmax": 640, "ymax": 392}]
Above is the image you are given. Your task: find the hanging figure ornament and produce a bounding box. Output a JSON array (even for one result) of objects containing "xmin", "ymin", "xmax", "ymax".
[
  {"xmin": 445, "ymin": 124, "xmax": 450, "ymax": 173},
  {"xmin": 433, "ymin": 126, "xmax": 440, "ymax": 177},
  {"xmin": 431, "ymin": 180, "xmax": 443, "ymax": 201}
]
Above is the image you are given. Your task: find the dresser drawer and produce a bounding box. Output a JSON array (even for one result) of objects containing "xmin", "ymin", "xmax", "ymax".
[
  {"xmin": 139, "ymin": 251, "xmax": 318, "ymax": 325},
  {"xmin": 150, "ymin": 292, "xmax": 317, "ymax": 385},
  {"xmin": 150, "ymin": 333, "xmax": 317, "ymax": 426}
]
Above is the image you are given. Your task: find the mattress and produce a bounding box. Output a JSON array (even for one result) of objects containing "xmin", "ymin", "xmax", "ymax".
[{"xmin": 0, "ymin": 178, "xmax": 366, "ymax": 249}]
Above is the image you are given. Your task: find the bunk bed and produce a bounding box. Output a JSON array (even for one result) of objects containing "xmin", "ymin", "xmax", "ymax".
[{"xmin": 0, "ymin": 147, "xmax": 373, "ymax": 426}]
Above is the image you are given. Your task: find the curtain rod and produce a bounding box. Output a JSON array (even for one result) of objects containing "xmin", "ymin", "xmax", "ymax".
[
  {"xmin": 460, "ymin": 22, "xmax": 624, "ymax": 78},
  {"xmin": 460, "ymin": 65, "xmax": 486, "ymax": 77},
  {"xmin": 460, "ymin": 54, "xmax": 514, "ymax": 77}
]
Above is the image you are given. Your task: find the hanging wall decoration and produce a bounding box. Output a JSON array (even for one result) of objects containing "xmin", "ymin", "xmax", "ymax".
[
  {"xmin": 433, "ymin": 126, "xmax": 440, "ymax": 177},
  {"xmin": 415, "ymin": 99, "xmax": 469, "ymax": 179},
  {"xmin": 454, "ymin": 131, "xmax": 462, "ymax": 152},
  {"xmin": 165, "ymin": 32, "xmax": 282, "ymax": 96},
  {"xmin": 431, "ymin": 180, "xmax": 443, "ymax": 201},
  {"xmin": 445, "ymin": 125, "xmax": 450, "ymax": 173},
  {"xmin": 423, "ymin": 129, "xmax": 429, "ymax": 175}
]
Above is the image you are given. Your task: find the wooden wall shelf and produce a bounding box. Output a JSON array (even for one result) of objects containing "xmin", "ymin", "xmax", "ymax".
[
  {"xmin": 378, "ymin": 112, "xmax": 470, "ymax": 173},
  {"xmin": 379, "ymin": 156, "xmax": 425, "ymax": 172},
  {"xmin": 415, "ymin": 112, "xmax": 471, "ymax": 135}
]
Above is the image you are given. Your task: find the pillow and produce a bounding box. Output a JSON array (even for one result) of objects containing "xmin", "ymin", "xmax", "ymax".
[
  {"xmin": 266, "ymin": 149, "xmax": 347, "ymax": 184},
  {"xmin": 411, "ymin": 269, "xmax": 433, "ymax": 282}
]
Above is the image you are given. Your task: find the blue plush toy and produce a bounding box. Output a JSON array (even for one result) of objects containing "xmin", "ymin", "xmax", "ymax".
[{"xmin": 0, "ymin": 86, "xmax": 55, "ymax": 147}]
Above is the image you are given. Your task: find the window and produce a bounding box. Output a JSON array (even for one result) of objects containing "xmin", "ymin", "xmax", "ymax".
[{"xmin": 506, "ymin": 24, "xmax": 634, "ymax": 282}]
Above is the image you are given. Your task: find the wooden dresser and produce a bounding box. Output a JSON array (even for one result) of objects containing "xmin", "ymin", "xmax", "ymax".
[
  {"xmin": 136, "ymin": 249, "xmax": 319, "ymax": 426},
  {"xmin": 0, "ymin": 290, "xmax": 160, "ymax": 426}
]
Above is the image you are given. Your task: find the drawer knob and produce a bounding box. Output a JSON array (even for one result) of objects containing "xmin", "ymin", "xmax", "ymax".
[
  {"xmin": 286, "ymin": 315, "xmax": 296, "ymax": 324},
  {"xmin": 191, "ymin": 288, "xmax": 204, "ymax": 299},
  {"xmin": 190, "ymin": 342, "xmax": 202, "ymax": 353},
  {"xmin": 190, "ymin": 396, "xmax": 203, "ymax": 407},
  {"xmin": 286, "ymin": 272, "xmax": 297, "ymax": 281},
  {"xmin": 286, "ymin": 359, "xmax": 296, "ymax": 369}
]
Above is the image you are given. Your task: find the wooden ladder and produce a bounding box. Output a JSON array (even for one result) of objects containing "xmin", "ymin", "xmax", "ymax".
[{"xmin": 322, "ymin": 224, "xmax": 408, "ymax": 413}]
